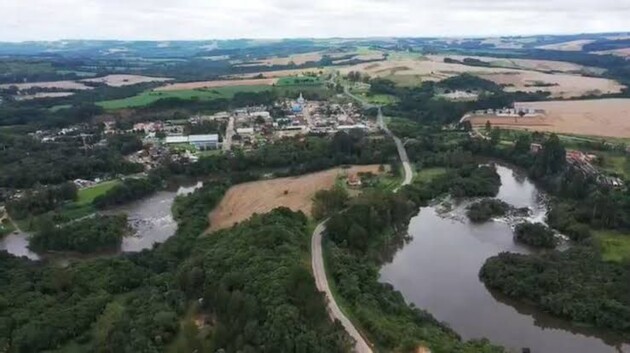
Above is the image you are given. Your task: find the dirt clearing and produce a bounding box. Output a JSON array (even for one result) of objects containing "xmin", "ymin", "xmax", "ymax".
[
  {"xmin": 155, "ymin": 78, "xmax": 278, "ymax": 91},
  {"xmin": 208, "ymin": 165, "xmax": 384, "ymax": 231},
  {"xmin": 81, "ymin": 74, "xmax": 172, "ymax": 87},
  {"xmin": 468, "ymin": 99, "xmax": 630, "ymax": 138}
]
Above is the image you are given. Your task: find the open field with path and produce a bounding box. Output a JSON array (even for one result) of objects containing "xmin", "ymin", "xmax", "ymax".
[
  {"xmin": 208, "ymin": 165, "xmax": 384, "ymax": 231},
  {"xmin": 81, "ymin": 74, "xmax": 172, "ymax": 87},
  {"xmin": 468, "ymin": 99, "xmax": 630, "ymax": 138}
]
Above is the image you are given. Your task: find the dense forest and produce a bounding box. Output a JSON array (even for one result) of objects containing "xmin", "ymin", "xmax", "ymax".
[
  {"xmin": 0, "ymin": 181, "xmax": 228, "ymax": 353},
  {"xmin": 93, "ymin": 177, "xmax": 162, "ymax": 209},
  {"xmin": 0, "ymin": 132, "xmax": 143, "ymax": 189},
  {"xmin": 172, "ymin": 131, "xmax": 397, "ymax": 179},
  {"xmin": 30, "ymin": 214, "xmax": 128, "ymax": 253},
  {"xmin": 481, "ymin": 248, "xmax": 630, "ymax": 333},
  {"xmin": 466, "ymin": 199, "xmax": 510, "ymax": 223},
  {"xmin": 5, "ymin": 182, "xmax": 77, "ymax": 219},
  {"xmin": 513, "ymin": 222, "xmax": 557, "ymax": 248}
]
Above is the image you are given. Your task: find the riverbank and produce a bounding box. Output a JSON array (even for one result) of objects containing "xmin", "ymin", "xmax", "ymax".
[{"xmin": 380, "ymin": 164, "xmax": 630, "ymax": 353}]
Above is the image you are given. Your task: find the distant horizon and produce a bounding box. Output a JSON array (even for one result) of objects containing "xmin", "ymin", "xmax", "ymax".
[
  {"xmin": 1, "ymin": 31, "xmax": 630, "ymax": 44},
  {"xmin": 3, "ymin": 0, "xmax": 630, "ymax": 42}
]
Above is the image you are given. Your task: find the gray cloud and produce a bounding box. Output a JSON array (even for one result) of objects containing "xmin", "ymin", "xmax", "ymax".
[{"xmin": 1, "ymin": 0, "xmax": 629, "ymax": 41}]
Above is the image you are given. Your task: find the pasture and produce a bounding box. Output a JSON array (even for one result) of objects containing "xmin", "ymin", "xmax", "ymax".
[
  {"xmin": 77, "ymin": 180, "xmax": 121, "ymax": 205},
  {"xmin": 595, "ymin": 230, "xmax": 630, "ymax": 263},
  {"xmin": 97, "ymin": 85, "xmax": 272, "ymax": 109}
]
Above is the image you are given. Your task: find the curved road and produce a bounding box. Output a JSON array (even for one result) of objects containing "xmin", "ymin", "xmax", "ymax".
[{"xmin": 311, "ymin": 88, "xmax": 413, "ymax": 353}]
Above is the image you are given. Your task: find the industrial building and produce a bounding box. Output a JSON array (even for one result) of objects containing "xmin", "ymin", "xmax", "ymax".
[{"xmin": 164, "ymin": 134, "xmax": 220, "ymax": 150}]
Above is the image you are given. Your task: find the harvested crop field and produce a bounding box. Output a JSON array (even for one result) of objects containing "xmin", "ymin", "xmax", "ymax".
[
  {"xmin": 338, "ymin": 56, "xmax": 622, "ymax": 97},
  {"xmin": 477, "ymin": 71, "xmax": 622, "ymax": 98},
  {"xmin": 593, "ymin": 48, "xmax": 630, "ymax": 59},
  {"xmin": 15, "ymin": 92, "xmax": 75, "ymax": 100},
  {"xmin": 208, "ymin": 165, "xmax": 384, "ymax": 231},
  {"xmin": 468, "ymin": 99, "xmax": 630, "ymax": 138},
  {"xmin": 0, "ymin": 80, "xmax": 92, "ymax": 91},
  {"xmin": 81, "ymin": 74, "xmax": 172, "ymax": 87},
  {"xmin": 155, "ymin": 78, "xmax": 278, "ymax": 91},
  {"xmin": 537, "ymin": 40, "xmax": 595, "ymax": 51}
]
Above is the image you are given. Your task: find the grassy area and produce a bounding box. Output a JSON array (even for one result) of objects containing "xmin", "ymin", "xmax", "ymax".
[
  {"xmin": 49, "ymin": 104, "xmax": 72, "ymax": 112},
  {"xmin": 363, "ymin": 93, "xmax": 398, "ymax": 105},
  {"xmin": 0, "ymin": 219, "xmax": 15, "ymax": 238},
  {"xmin": 98, "ymin": 85, "xmax": 272, "ymax": 109},
  {"xmin": 414, "ymin": 167, "xmax": 448, "ymax": 183},
  {"xmin": 77, "ymin": 180, "xmax": 121, "ymax": 205},
  {"xmin": 277, "ymin": 76, "xmax": 322, "ymax": 86},
  {"xmin": 600, "ymin": 153, "xmax": 630, "ymax": 178},
  {"xmin": 197, "ymin": 149, "xmax": 222, "ymax": 157},
  {"xmin": 595, "ymin": 230, "xmax": 630, "ymax": 263}
]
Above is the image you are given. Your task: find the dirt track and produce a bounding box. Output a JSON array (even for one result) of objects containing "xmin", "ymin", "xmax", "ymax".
[{"xmin": 208, "ymin": 165, "xmax": 383, "ymax": 231}]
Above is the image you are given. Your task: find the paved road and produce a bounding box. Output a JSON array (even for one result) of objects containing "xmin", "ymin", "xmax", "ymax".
[
  {"xmin": 310, "ymin": 86, "xmax": 413, "ymax": 353},
  {"xmin": 311, "ymin": 221, "xmax": 373, "ymax": 353}
]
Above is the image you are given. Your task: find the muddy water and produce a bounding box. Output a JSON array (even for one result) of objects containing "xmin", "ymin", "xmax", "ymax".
[
  {"xmin": 0, "ymin": 182, "xmax": 202, "ymax": 259},
  {"xmin": 379, "ymin": 165, "xmax": 630, "ymax": 353}
]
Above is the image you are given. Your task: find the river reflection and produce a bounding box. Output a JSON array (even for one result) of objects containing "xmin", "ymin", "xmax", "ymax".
[
  {"xmin": 379, "ymin": 165, "xmax": 630, "ymax": 353},
  {"xmin": 0, "ymin": 182, "xmax": 201, "ymax": 259}
]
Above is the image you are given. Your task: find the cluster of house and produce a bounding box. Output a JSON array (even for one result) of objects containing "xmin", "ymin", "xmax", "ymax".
[
  {"xmin": 530, "ymin": 144, "xmax": 624, "ymax": 188},
  {"xmin": 565, "ymin": 150, "xmax": 624, "ymax": 188},
  {"xmin": 83, "ymin": 94, "xmax": 376, "ymax": 157},
  {"xmin": 470, "ymin": 107, "xmax": 546, "ymax": 118}
]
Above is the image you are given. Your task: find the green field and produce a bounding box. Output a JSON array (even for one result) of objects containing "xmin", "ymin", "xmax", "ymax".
[
  {"xmin": 97, "ymin": 85, "xmax": 272, "ymax": 109},
  {"xmin": 77, "ymin": 180, "xmax": 121, "ymax": 205},
  {"xmin": 595, "ymin": 230, "xmax": 630, "ymax": 263},
  {"xmin": 363, "ymin": 93, "xmax": 398, "ymax": 105},
  {"xmin": 277, "ymin": 76, "xmax": 322, "ymax": 86},
  {"xmin": 414, "ymin": 167, "xmax": 448, "ymax": 183}
]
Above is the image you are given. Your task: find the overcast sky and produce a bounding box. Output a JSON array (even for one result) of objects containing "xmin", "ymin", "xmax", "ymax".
[{"xmin": 2, "ymin": 0, "xmax": 630, "ymax": 41}]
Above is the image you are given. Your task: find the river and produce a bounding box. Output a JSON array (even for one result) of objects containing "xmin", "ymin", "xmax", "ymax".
[
  {"xmin": 379, "ymin": 165, "xmax": 630, "ymax": 353},
  {"xmin": 0, "ymin": 182, "xmax": 201, "ymax": 261}
]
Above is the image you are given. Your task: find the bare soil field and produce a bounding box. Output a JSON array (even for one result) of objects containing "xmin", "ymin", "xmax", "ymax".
[
  {"xmin": 0, "ymin": 80, "xmax": 92, "ymax": 90},
  {"xmin": 81, "ymin": 74, "xmax": 172, "ymax": 87},
  {"xmin": 537, "ymin": 40, "xmax": 595, "ymax": 51},
  {"xmin": 592, "ymin": 48, "xmax": 630, "ymax": 59},
  {"xmin": 208, "ymin": 165, "xmax": 384, "ymax": 231},
  {"xmin": 155, "ymin": 78, "xmax": 278, "ymax": 91},
  {"xmin": 468, "ymin": 99, "xmax": 630, "ymax": 138}
]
